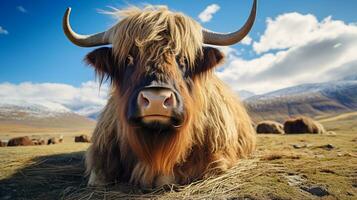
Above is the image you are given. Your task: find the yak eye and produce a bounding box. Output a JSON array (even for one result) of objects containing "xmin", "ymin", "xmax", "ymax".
[
  {"xmin": 177, "ymin": 57, "xmax": 190, "ymax": 77},
  {"xmin": 178, "ymin": 57, "xmax": 188, "ymax": 68},
  {"xmin": 126, "ymin": 55, "xmax": 134, "ymax": 66}
]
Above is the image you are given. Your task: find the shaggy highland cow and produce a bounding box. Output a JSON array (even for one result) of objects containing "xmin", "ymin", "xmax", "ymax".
[
  {"xmin": 75, "ymin": 134, "xmax": 91, "ymax": 143},
  {"xmin": 284, "ymin": 116, "xmax": 326, "ymax": 134},
  {"xmin": 256, "ymin": 121, "xmax": 285, "ymax": 134},
  {"xmin": 7, "ymin": 136, "xmax": 33, "ymax": 146},
  {"xmin": 63, "ymin": 0, "xmax": 257, "ymax": 187}
]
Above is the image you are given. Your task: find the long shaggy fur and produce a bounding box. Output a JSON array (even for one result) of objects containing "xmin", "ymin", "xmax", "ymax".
[
  {"xmin": 106, "ymin": 5, "xmax": 202, "ymax": 68},
  {"xmin": 85, "ymin": 5, "xmax": 256, "ymax": 187}
]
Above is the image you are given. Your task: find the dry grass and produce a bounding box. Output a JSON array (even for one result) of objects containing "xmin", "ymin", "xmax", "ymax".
[
  {"xmin": 0, "ymin": 112, "xmax": 357, "ymax": 199},
  {"xmin": 64, "ymin": 159, "xmax": 262, "ymax": 200}
]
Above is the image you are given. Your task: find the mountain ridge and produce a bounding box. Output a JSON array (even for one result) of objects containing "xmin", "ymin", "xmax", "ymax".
[{"xmin": 244, "ymin": 79, "xmax": 357, "ymax": 122}]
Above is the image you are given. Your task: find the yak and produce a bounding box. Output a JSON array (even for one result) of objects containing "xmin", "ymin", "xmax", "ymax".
[
  {"xmin": 75, "ymin": 134, "xmax": 91, "ymax": 143},
  {"xmin": 7, "ymin": 136, "xmax": 33, "ymax": 146},
  {"xmin": 256, "ymin": 121, "xmax": 285, "ymax": 134},
  {"xmin": 284, "ymin": 116, "xmax": 326, "ymax": 134},
  {"xmin": 63, "ymin": 0, "xmax": 257, "ymax": 187}
]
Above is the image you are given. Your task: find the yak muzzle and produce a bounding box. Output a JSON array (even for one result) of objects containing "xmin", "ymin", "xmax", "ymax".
[{"xmin": 137, "ymin": 88, "xmax": 177, "ymax": 123}]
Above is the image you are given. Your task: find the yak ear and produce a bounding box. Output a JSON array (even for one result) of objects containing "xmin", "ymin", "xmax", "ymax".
[
  {"xmin": 84, "ymin": 47, "xmax": 117, "ymax": 83},
  {"xmin": 193, "ymin": 47, "xmax": 225, "ymax": 75}
]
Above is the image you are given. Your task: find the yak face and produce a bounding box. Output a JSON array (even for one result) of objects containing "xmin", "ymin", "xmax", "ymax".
[
  {"xmin": 66, "ymin": 3, "xmax": 256, "ymax": 134},
  {"xmin": 85, "ymin": 46, "xmax": 224, "ymax": 132}
]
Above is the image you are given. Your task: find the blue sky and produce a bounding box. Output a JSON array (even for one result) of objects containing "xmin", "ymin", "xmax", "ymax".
[{"xmin": 1, "ymin": 0, "xmax": 356, "ymax": 87}]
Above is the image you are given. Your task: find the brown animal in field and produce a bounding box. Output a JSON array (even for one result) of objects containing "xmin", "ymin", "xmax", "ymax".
[
  {"xmin": 256, "ymin": 121, "xmax": 284, "ymax": 134},
  {"xmin": 47, "ymin": 137, "xmax": 59, "ymax": 145},
  {"xmin": 75, "ymin": 134, "xmax": 91, "ymax": 143},
  {"xmin": 7, "ymin": 136, "xmax": 33, "ymax": 146},
  {"xmin": 0, "ymin": 140, "xmax": 7, "ymax": 147},
  {"xmin": 63, "ymin": 0, "xmax": 257, "ymax": 187},
  {"xmin": 32, "ymin": 138, "xmax": 46, "ymax": 145},
  {"xmin": 32, "ymin": 139, "xmax": 39, "ymax": 145},
  {"xmin": 284, "ymin": 116, "xmax": 326, "ymax": 134},
  {"xmin": 38, "ymin": 138, "xmax": 46, "ymax": 145}
]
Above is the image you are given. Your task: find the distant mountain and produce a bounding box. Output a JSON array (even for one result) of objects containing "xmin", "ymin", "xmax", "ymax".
[
  {"xmin": 245, "ymin": 79, "xmax": 357, "ymax": 122},
  {"xmin": 238, "ymin": 90, "xmax": 255, "ymax": 100},
  {"xmin": 0, "ymin": 101, "xmax": 95, "ymax": 131}
]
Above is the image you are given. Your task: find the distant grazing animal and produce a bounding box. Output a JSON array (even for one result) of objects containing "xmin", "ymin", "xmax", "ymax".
[
  {"xmin": 284, "ymin": 116, "xmax": 325, "ymax": 134},
  {"xmin": 63, "ymin": 0, "xmax": 257, "ymax": 187},
  {"xmin": 31, "ymin": 138, "xmax": 45, "ymax": 145},
  {"xmin": 256, "ymin": 121, "xmax": 284, "ymax": 134},
  {"xmin": 47, "ymin": 137, "xmax": 59, "ymax": 145},
  {"xmin": 59, "ymin": 135, "xmax": 64, "ymax": 143},
  {"xmin": 75, "ymin": 134, "xmax": 91, "ymax": 143},
  {"xmin": 39, "ymin": 138, "xmax": 46, "ymax": 145},
  {"xmin": 7, "ymin": 136, "xmax": 33, "ymax": 146},
  {"xmin": 32, "ymin": 139, "xmax": 40, "ymax": 145},
  {"xmin": 0, "ymin": 140, "xmax": 7, "ymax": 147}
]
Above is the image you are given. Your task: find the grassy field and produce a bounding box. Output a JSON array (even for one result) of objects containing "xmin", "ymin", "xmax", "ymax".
[{"xmin": 0, "ymin": 112, "xmax": 356, "ymax": 199}]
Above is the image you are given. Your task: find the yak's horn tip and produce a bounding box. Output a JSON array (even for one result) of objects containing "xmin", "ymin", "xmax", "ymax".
[{"xmin": 65, "ymin": 7, "xmax": 71, "ymax": 14}]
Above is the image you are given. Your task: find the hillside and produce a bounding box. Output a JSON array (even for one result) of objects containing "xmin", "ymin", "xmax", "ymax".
[
  {"xmin": 0, "ymin": 103, "xmax": 95, "ymax": 139},
  {"xmin": 245, "ymin": 79, "xmax": 357, "ymax": 122}
]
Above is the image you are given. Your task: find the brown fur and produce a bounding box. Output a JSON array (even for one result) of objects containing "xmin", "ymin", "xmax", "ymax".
[
  {"xmin": 84, "ymin": 5, "xmax": 256, "ymax": 187},
  {"xmin": 7, "ymin": 136, "xmax": 33, "ymax": 146},
  {"xmin": 256, "ymin": 121, "xmax": 285, "ymax": 134},
  {"xmin": 86, "ymin": 58, "xmax": 256, "ymax": 187},
  {"xmin": 75, "ymin": 135, "xmax": 91, "ymax": 143},
  {"xmin": 284, "ymin": 116, "xmax": 325, "ymax": 134}
]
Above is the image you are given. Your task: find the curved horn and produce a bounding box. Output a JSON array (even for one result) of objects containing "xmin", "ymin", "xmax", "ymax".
[
  {"xmin": 202, "ymin": 0, "xmax": 257, "ymax": 46},
  {"xmin": 63, "ymin": 7, "xmax": 110, "ymax": 47}
]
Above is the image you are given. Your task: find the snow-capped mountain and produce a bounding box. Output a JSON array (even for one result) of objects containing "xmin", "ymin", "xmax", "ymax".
[
  {"xmin": 0, "ymin": 100, "xmax": 70, "ymax": 120},
  {"xmin": 0, "ymin": 99, "xmax": 96, "ymax": 130},
  {"xmin": 247, "ymin": 80, "xmax": 357, "ymax": 101},
  {"xmin": 0, "ymin": 81, "xmax": 108, "ymax": 120},
  {"xmin": 245, "ymin": 78, "xmax": 357, "ymax": 122},
  {"xmin": 0, "ymin": 98, "xmax": 104, "ymax": 120}
]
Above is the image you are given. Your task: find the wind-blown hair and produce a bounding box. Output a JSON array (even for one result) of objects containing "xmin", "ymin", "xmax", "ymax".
[{"xmin": 105, "ymin": 5, "xmax": 203, "ymax": 68}]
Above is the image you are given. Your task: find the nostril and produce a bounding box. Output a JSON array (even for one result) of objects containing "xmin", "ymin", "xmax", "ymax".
[
  {"xmin": 163, "ymin": 93, "xmax": 174, "ymax": 108},
  {"xmin": 139, "ymin": 93, "xmax": 150, "ymax": 107}
]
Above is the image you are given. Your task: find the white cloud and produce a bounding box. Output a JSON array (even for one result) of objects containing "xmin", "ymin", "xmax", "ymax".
[
  {"xmin": 241, "ymin": 35, "xmax": 252, "ymax": 45},
  {"xmin": 253, "ymin": 12, "xmax": 319, "ymax": 54},
  {"xmin": 0, "ymin": 26, "xmax": 8, "ymax": 35},
  {"xmin": 198, "ymin": 4, "xmax": 220, "ymax": 23},
  {"xmin": 0, "ymin": 81, "xmax": 109, "ymax": 117},
  {"xmin": 16, "ymin": 6, "xmax": 27, "ymax": 13},
  {"xmin": 217, "ymin": 13, "xmax": 357, "ymax": 94}
]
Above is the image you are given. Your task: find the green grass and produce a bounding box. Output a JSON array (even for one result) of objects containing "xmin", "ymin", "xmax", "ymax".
[{"xmin": 0, "ymin": 112, "xmax": 356, "ymax": 199}]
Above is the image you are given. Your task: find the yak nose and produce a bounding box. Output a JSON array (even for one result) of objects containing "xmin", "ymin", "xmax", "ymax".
[{"xmin": 137, "ymin": 89, "xmax": 177, "ymax": 122}]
